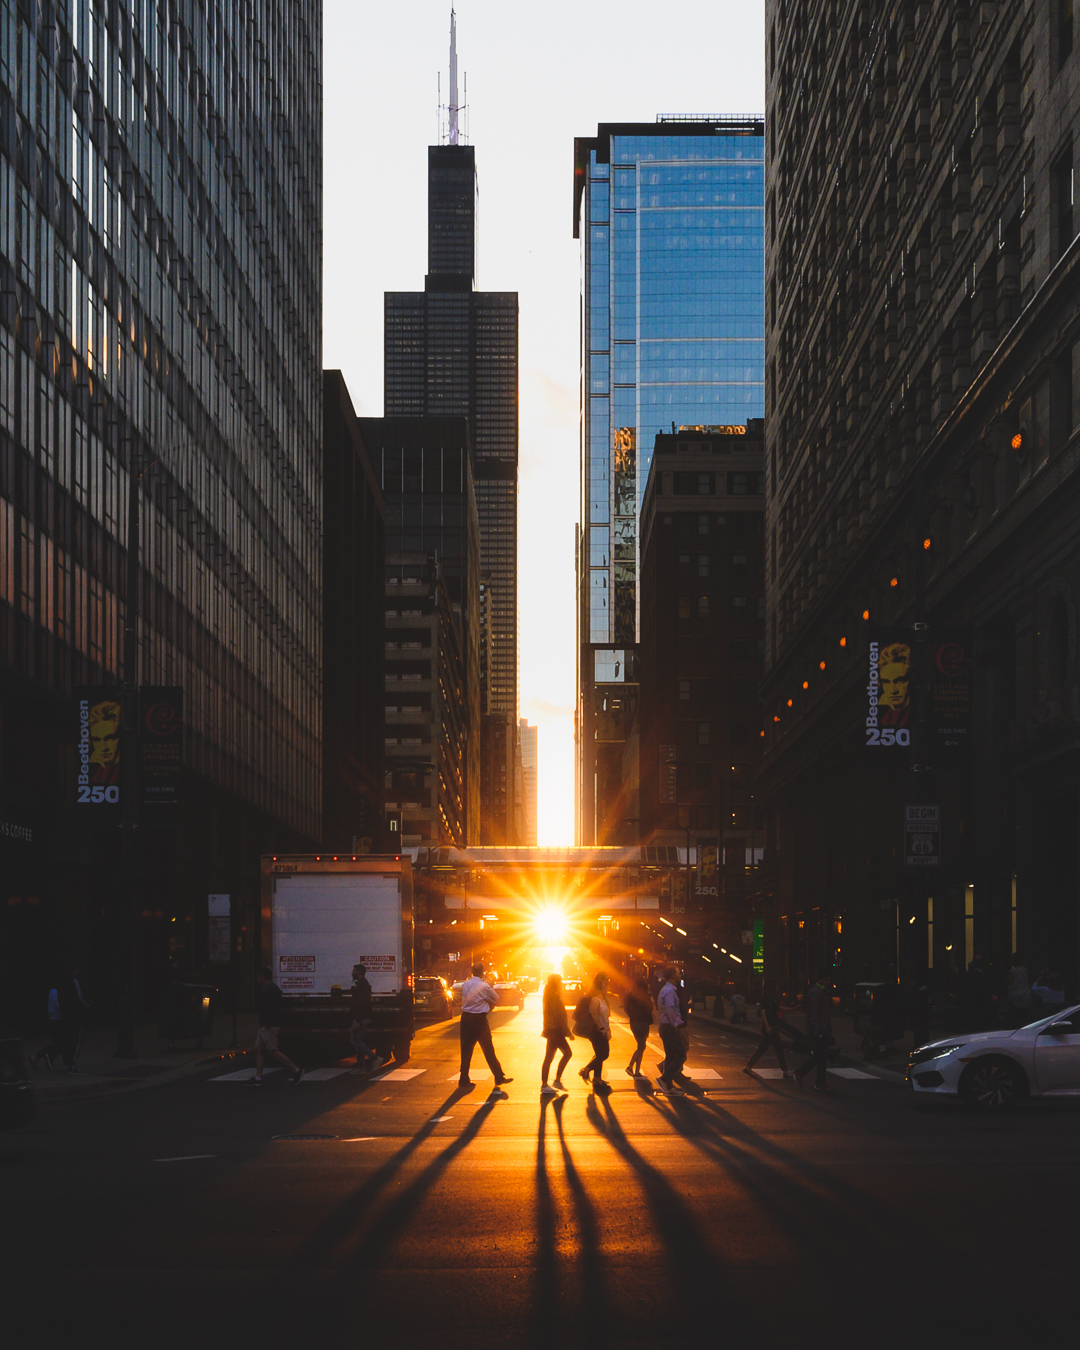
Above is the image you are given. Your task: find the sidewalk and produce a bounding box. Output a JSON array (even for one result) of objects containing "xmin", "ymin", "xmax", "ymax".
[
  {"xmin": 695, "ymin": 1000, "xmax": 911, "ymax": 1079},
  {"xmin": 25, "ymin": 1012, "xmax": 259, "ymax": 1099}
]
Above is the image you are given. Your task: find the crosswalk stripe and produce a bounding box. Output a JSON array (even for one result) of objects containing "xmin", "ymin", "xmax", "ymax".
[
  {"xmin": 829, "ymin": 1067, "xmax": 879, "ymax": 1080},
  {"xmin": 447, "ymin": 1071, "xmax": 492, "ymax": 1081},
  {"xmin": 300, "ymin": 1067, "xmax": 352, "ymax": 1081},
  {"xmin": 372, "ymin": 1067, "xmax": 426, "ymax": 1081},
  {"xmin": 209, "ymin": 1067, "xmax": 282, "ymax": 1082},
  {"xmin": 684, "ymin": 1068, "xmax": 722, "ymax": 1080}
]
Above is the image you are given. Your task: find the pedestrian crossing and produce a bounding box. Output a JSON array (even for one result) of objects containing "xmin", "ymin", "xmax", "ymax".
[{"xmin": 209, "ymin": 1067, "xmax": 282, "ymax": 1082}]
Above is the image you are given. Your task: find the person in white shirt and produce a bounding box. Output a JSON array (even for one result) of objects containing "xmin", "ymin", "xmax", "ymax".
[
  {"xmin": 458, "ymin": 963, "xmax": 513, "ymax": 1093},
  {"xmin": 656, "ymin": 968, "xmax": 687, "ymax": 1094},
  {"xmin": 577, "ymin": 972, "xmax": 612, "ymax": 1091}
]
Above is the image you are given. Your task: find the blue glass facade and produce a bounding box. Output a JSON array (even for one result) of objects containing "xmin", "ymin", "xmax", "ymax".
[
  {"xmin": 579, "ymin": 123, "xmax": 764, "ymax": 649},
  {"xmin": 575, "ymin": 118, "xmax": 763, "ymax": 843}
]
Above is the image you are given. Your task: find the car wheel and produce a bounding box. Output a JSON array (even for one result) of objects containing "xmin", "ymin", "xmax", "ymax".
[{"xmin": 959, "ymin": 1057, "xmax": 1025, "ymax": 1111}]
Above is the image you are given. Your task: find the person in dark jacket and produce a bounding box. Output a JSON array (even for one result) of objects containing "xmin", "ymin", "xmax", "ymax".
[
  {"xmin": 349, "ymin": 963, "xmax": 383, "ymax": 1075},
  {"xmin": 540, "ymin": 974, "xmax": 574, "ymax": 1093},
  {"xmin": 251, "ymin": 967, "xmax": 302, "ymax": 1085},
  {"xmin": 622, "ymin": 976, "xmax": 654, "ymax": 1078},
  {"xmin": 59, "ymin": 966, "xmax": 91, "ymax": 1074},
  {"xmin": 794, "ymin": 977, "xmax": 832, "ymax": 1091},
  {"xmin": 743, "ymin": 988, "xmax": 792, "ymax": 1078}
]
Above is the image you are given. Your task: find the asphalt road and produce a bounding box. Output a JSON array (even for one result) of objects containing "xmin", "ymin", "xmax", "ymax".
[{"xmin": 4, "ymin": 999, "xmax": 1078, "ymax": 1349}]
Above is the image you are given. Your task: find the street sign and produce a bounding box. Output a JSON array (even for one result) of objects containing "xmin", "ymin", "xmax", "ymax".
[
  {"xmin": 904, "ymin": 804, "xmax": 940, "ymax": 867},
  {"xmin": 208, "ymin": 894, "xmax": 231, "ymax": 962}
]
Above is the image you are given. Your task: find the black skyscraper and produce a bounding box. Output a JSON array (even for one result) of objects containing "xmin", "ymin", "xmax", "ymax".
[{"xmin": 384, "ymin": 150, "xmax": 519, "ymax": 730}]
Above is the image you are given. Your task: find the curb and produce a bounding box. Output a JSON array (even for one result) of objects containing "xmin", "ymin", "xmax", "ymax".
[{"xmin": 34, "ymin": 1047, "xmax": 253, "ymax": 1106}]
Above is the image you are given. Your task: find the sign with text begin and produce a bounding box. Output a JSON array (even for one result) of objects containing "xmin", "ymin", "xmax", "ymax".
[{"xmin": 905, "ymin": 804, "xmax": 940, "ymax": 867}]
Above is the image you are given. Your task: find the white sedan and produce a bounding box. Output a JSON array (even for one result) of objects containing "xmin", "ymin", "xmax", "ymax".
[{"xmin": 907, "ymin": 1004, "xmax": 1080, "ymax": 1109}]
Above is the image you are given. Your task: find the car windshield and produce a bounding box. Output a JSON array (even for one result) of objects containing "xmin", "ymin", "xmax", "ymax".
[
  {"xmin": 416, "ymin": 979, "xmax": 441, "ymax": 991},
  {"xmin": 1027, "ymin": 1003, "xmax": 1080, "ymax": 1030}
]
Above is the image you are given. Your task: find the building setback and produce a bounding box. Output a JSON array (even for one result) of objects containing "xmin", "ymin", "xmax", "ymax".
[
  {"xmin": 763, "ymin": 1, "xmax": 1080, "ymax": 998},
  {"xmin": 0, "ymin": 1, "xmax": 321, "ymax": 1029},
  {"xmin": 322, "ymin": 373, "xmax": 385, "ymax": 853},
  {"xmin": 519, "ymin": 718, "xmax": 538, "ymax": 847},
  {"xmin": 384, "ymin": 138, "xmax": 520, "ymax": 841},
  {"xmin": 573, "ymin": 117, "xmax": 765, "ymax": 845},
  {"xmin": 359, "ymin": 417, "xmax": 481, "ymax": 846}
]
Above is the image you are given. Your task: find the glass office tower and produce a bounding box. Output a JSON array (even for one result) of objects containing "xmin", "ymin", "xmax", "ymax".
[
  {"xmin": 574, "ymin": 117, "xmax": 764, "ymax": 844},
  {"xmin": 0, "ymin": 0, "xmax": 321, "ymax": 1024}
]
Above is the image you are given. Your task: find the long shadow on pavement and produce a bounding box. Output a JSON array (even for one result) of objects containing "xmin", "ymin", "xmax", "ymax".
[
  {"xmin": 585, "ymin": 1092, "xmax": 751, "ymax": 1339},
  {"xmin": 549, "ymin": 1093, "xmax": 614, "ymax": 1349},
  {"xmin": 643, "ymin": 1088, "xmax": 948, "ymax": 1269}
]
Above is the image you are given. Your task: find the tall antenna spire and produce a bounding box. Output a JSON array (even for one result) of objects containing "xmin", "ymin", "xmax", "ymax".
[{"xmin": 448, "ymin": 8, "xmax": 460, "ymax": 146}]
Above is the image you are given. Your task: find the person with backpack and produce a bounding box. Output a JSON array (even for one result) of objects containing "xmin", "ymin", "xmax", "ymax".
[
  {"xmin": 540, "ymin": 973, "xmax": 574, "ymax": 1094},
  {"xmin": 576, "ymin": 972, "xmax": 612, "ymax": 1092},
  {"xmin": 622, "ymin": 975, "xmax": 654, "ymax": 1078}
]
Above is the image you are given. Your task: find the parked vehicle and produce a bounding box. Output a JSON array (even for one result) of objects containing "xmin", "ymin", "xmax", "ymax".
[
  {"xmin": 0, "ymin": 1040, "xmax": 35, "ymax": 1131},
  {"xmin": 261, "ymin": 854, "xmax": 414, "ymax": 1063},
  {"xmin": 414, "ymin": 976, "xmax": 452, "ymax": 1020},
  {"xmin": 493, "ymin": 979, "xmax": 525, "ymax": 1011},
  {"xmin": 450, "ymin": 981, "xmax": 465, "ymax": 1010},
  {"xmin": 907, "ymin": 1004, "xmax": 1080, "ymax": 1110}
]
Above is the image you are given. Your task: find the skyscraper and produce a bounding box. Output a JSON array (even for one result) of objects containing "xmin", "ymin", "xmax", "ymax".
[
  {"xmin": 384, "ymin": 18, "xmax": 519, "ymax": 842},
  {"xmin": 574, "ymin": 117, "xmax": 765, "ymax": 844},
  {"xmin": 0, "ymin": 1, "xmax": 322, "ymax": 1025},
  {"xmin": 519, "ymin": 718, "xmax": 538, "ymax": 846}
]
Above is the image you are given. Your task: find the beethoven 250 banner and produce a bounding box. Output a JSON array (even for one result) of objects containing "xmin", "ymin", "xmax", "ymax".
[
  {"xmin": 75, "ymin": 688, "xmax": 123, "ymax": 815},
  {"xmin": 139, "ymin": 687, "xmax": 183, "ymax": 820},
  {"xmin": 865, "ymin": 631, "xmax": 913, "ymax": 749}
]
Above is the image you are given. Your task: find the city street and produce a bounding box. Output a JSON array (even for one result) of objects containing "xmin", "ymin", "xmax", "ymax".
[{"xmin": 4, "ymin": 998, "xmax": 1077, "ymax": 1348}]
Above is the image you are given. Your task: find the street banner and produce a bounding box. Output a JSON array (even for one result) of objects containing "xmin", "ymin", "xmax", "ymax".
[
  {"xmin": 929, "ymin": 632, "xmax": 972, "ymax": 760},
  {"xmin": 140, "ymin": 687, "xmax": 183, "ymax": 820},
  {"xmin": 695, "ymin": 845, "xmax": 718, "ymax": 898},
  {"xmin": 865, "ymin": 630, "xmax": 913, "ymax": 749},
  {"xmin": 752, "ymin": 919, "xmax": 764, "ymax": 973},
  {"xmin": 75, "ymin": 687, "xmax": 123, "ymax": 816}
]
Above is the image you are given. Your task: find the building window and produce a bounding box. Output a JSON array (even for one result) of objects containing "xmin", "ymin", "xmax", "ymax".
[
  {"xmin": 697, "ymin": 721, "xmax": 710, "ymax": 746},
  {"xmin": 728, "ymin": 471, "xmax": 765, "ymax": 495},
  {"xmin": 1060, "ymin": 0, "xmax": 1074, "ymax": 68},
  {"xmin": 678, "ymin": 552, "xmax": 690, "ymax": 567},
  {"xmin": 678, "ymin": 596, "xmax": 691, "ymax": 619},
  {"xmin": 698, "ymin": 514, "xmax": 710, "ymax": 535},
  {"xmin": 697, "ymin": 595, "xmax": 710, "ymax": 619},
  {"xmin": 1054, "ymin": 145, "xmax": 1075, "ymax": 259},
  {"xmin": 698, "ymin": 554, "xmax": 710, "ymax": 577},
  {"xmin": 678, "ymin": 679, "xmax": 691, "ymax": 701},
  {"xmin": 732, "ymin": 553, "xmax": 747, "ymax": 567},
  {"xmin": 732, "ymin": 596, "xmax": 748, "ymax": 611}
]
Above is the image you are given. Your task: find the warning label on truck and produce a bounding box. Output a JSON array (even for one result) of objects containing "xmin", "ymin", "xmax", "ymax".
[
  {"xmin": 360, "ymin": 955, "xmax": 396, "ymax": 973},
  {"xmin": 280, "ymin": 975, "xmax": 315, "ymax": 991},
  {"xmin": 279, "ymin": 956, "xmax": 316, "ymax": 973}
]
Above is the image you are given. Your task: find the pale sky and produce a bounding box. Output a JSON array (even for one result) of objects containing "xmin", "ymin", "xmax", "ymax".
[{"xmin": 323, "ymin": 0, "xmax": 766, "ymax": 844}]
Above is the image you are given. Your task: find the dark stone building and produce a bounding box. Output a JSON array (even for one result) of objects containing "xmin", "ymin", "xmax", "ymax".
[
  {"xmin": 0, "ymin": 2, "xmax": 322, "ymax": 1030},
  {"xmin": 763, "ymin": 0, "xmax": 1080, "ymax": 999},
  {"xmin": 637, "ymin": 423, "xmax": 766, "ymax": 945},
  {"xmin": 322, "ymin": 373, "xmax": 385, "ymax": 852},
  {"xmin": 384, "ymin": 553, "xmax": 472, "ymax": 848},
  {"xmin": 359, "ymin": 417, "xmax": 481, "ymax": 845}
]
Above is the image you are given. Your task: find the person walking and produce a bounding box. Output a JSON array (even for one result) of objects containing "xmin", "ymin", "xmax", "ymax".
[
  {"xmin": 794, "ymin": 976, "xmax": 832, "ymax": 1091},
  {"xmin": 349, "ymin": 963, "xmax": 384, "ymax": 1075},
  {"xmin": 458, "ymin": 962, "xmax": 513, "ymax": 1094},
  {"xmin": 623, "ymin": 975, "xmax": 654, "ymax": 1078},
  {"xmin": 540, "ymin": 973, "xmax": 573, "ymax": 1094},
  {"xmin": 1005, "ymin": 955, "xmax": 1032, "ymax": 1027},
  {"xmin": 656, "ymin": 967, "xmax": 687, "ymax": 1094},
  {"xmin": 743, "ymin": 987, "xmax": 793, "ymax": 1078},
  {"xmin": 59, "ymin": 965, "xmax": 91, "ymax": 1074},
  {"xmin": 251, "ymin": 967, "xmax": 303, "ymax": 1085},
  {"xmin": 30, "ymin": 983, "xmax": 63, "ymax": 1070},
  {"xmin": 577, "ymin": 972, "xmax": 612, "ymax": 1091}
]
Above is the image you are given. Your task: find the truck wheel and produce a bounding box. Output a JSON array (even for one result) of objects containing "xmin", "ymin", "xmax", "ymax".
[{"xmin": 393, "ymin": 1035, "xmax": 412, "ymax": 1064}]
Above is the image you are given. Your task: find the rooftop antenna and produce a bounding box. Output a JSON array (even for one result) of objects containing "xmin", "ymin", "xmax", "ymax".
[{"xmin": 448, "ymin": 7, "xmax": 460, "ymax": 145}]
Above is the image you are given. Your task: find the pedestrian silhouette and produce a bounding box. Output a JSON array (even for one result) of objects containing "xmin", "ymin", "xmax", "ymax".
[{"xmin": 540, "ymin": 973, "xmax": 573, "ymax": 1094}]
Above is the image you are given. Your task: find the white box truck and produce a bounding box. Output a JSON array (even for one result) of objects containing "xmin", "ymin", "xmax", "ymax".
[{"xmin": 260, "ymin": 854, "xmax": 414, "ymax": 1062}]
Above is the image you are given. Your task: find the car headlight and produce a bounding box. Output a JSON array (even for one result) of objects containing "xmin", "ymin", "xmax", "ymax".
[{"xmin": 909, "ymin": 1043, "xmax": 963, "ymax": 1066}]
